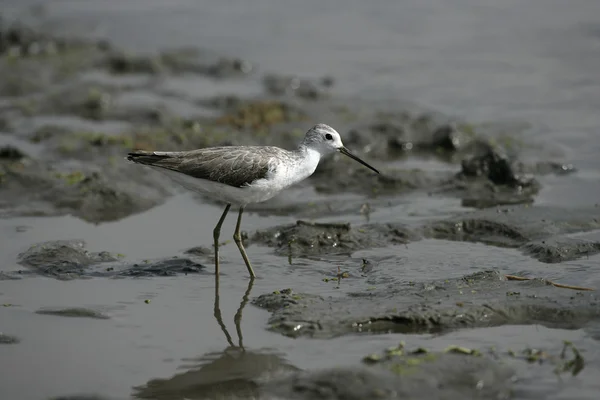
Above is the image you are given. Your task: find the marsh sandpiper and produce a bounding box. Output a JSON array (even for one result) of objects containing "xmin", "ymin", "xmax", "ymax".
[{"xmin": 126, "ymin": 123, "xmax": 379, "ymax": 278}]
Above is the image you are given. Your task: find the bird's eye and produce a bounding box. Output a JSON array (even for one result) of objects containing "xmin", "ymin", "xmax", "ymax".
[{"xmin": 325, "ymin": 133, "xmax": 333, "ymax": 140}]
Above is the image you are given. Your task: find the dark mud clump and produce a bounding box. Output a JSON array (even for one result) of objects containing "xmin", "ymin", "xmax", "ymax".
[
  {"xmin": 448, "ymin": 140, "xmax": 540, "ymax": 208},
  {"xmin": 250, "ymin": 220, "xmax": 419, "ymax": 257},
  {"xmin": 17, "ymin": 240, "xmax": 118, "ymax": 279},
  {"xmin": 0, "ymin": 145, "xmax": 26, "ymax": 160},
  {"xmin": 423, "ymin": 204, "xmax": 600, "ymax": 263},
  {"xmin": 0, "ymin": 333, "xmax": 20, "ymax": 344},
  {"xmin": 35, "ymin": 307, "xmax": 110, "ymax": 320},
  {"xmin": 14, "ymin": 239, "xmax": 206, "ymax": 279},
  {"xmin": 522, "ymin": 236, "xmax": 600, "ymax": 264},
  {"xmin": 253, "ymin": 270, "xmax": 600, "ymax": 338},
  {"xmin": 117, "ymin": 258, "xmax": 205, "ymax": 277}
]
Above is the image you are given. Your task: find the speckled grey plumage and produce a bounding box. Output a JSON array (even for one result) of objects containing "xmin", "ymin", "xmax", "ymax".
[{"xmin": 127, "ymin": 146, "xmax": 303, "ymax": 188}]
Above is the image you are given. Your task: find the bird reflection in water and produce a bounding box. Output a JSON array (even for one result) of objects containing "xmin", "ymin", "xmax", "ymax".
[
  {"xmin": 213, "ymin": 274, "xmax": 253, "ymax": 350},
  {"xmin": 132, "ymin": 276, "xmax": 298, "ymax": 400}
]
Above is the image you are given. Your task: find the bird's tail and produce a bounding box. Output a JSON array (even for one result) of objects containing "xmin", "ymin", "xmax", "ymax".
[{"xmin": 126, "ymin": 151, "xmax": 176, "ymax": 166}]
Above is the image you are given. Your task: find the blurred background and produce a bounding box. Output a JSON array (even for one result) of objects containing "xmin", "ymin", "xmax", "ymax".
[{"xmin": 2, "ymin": 1, "xmax": 600, "ymax": 400}]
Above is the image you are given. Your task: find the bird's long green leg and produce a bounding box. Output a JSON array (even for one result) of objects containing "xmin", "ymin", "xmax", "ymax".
[
  {"xmin": 213, "ymin": 203, "xmax": 231, "ymax": 277},
  {"xmin": 233, "ymin": 207, "xmax": 256, "ymax": 278}
]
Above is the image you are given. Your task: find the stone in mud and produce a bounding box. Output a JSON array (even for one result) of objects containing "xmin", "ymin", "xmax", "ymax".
[
  {"xmin": 200, "ymin": 57, "xmax": 253, "ymax": 78},
  {"xmin": 443, "ymin": 140, "xmax": 541, "ymax": 208},
  {"xmin": 384, "ymin": 120, "xmax": 473, "ymax": 155},
  {"xmin": 0, "ymin": 145, "xmax": 26, "ymax": 160},
  {"xmin": 458, "ymin": 141, "xmax": 525, "ymax": 185},
  {"xmin": 423, "ymin": 205, "xmax": 600, "ymax": 262},
  {"xmin": 263, "ymin": 73, "xmax": 331, "ymax": 99},
  {"xmin": 36, "ymin": 307, "xmax": 110, "ymax": 320},
  {"xmin": 253, "ymin": 270, "xmax": 600, "ymax": 339},
  {"xmin": 106, "ymin": 51, "xmax": 165, "ymax": 74},
  {"xmin": 117, "ymin": 258, "xmax": 205, "ymax": 277},
  {"xmin": 0, "ymin": 333, "xmax": 20, "ymax": 344},
  {"xmin": 363, "ymin": 113, "xmax": 477, "ymax": 158},
  {"xmin": 17, "ymin": 239, "xmax": 117, "ymax": 278},
  {"xmin": 263, "ymin": 351, "xmax": 514, "ymax": 400},
  {"xmin": 250, "ymin": 220, "xmax": 419, "ymax": 257}
]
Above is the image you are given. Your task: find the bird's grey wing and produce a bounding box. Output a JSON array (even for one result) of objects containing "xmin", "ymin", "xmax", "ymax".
[{"xmin": 127, "ymin": 147, "xmax": 282, "ymax": 188}]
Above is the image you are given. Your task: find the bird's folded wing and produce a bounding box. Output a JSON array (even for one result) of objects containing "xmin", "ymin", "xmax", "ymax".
[{"xmin": 127, "ymin": 147, "xmax": 281, "ymax": 188}]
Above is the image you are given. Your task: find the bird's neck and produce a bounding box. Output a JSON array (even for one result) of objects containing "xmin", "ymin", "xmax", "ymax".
[
  {"xmin": 289, "ymin": 145, "xmax": 321, "ymax": 182},
  {"xmin": 296, "ymin": 144, "xmax": 322, "ymax": 162}
]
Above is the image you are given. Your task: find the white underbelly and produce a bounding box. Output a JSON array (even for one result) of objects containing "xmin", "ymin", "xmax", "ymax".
[{"xmin": 150, "ymin": 167, "xmax": 281, "ymax": 206}]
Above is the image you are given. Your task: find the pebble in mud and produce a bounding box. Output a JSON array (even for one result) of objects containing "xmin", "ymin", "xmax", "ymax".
[
  {"xmin": 0, "ymin": 333, "xmax": 20, "ymax": 344},
  {"xmin": 0, "ymin": 145, "xmax": 26, "ymax": 160}
]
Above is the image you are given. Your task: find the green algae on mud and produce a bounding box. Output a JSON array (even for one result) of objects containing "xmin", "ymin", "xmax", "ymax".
[{"xmin": 253, "ymin": 270, "xmax": 600, "ymax": 339}]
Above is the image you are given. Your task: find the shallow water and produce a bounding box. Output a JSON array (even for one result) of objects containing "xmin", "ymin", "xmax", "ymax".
[
  {"xmin": 2, "ymin": 192, "xmax": 600, "ymax": 399},
  {"xmin": 2, "ymin": 0, "xmax": 600, "ymax": 399}
]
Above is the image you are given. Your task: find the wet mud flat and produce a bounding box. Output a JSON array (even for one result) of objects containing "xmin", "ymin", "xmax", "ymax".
[{"xmin": 1, "ymin": 16, "xmax": 600, "ymax": 400}]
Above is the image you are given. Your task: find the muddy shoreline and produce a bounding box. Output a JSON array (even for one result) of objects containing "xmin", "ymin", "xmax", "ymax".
[{"xmin": 2, "ymin": 15, "xmax": 600, "ymax": 400}]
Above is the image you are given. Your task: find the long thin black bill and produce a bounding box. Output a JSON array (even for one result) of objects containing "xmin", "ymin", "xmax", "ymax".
[{"xmin": 339, "ymin": 147, "xmax": 380, "ymax": 174}]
